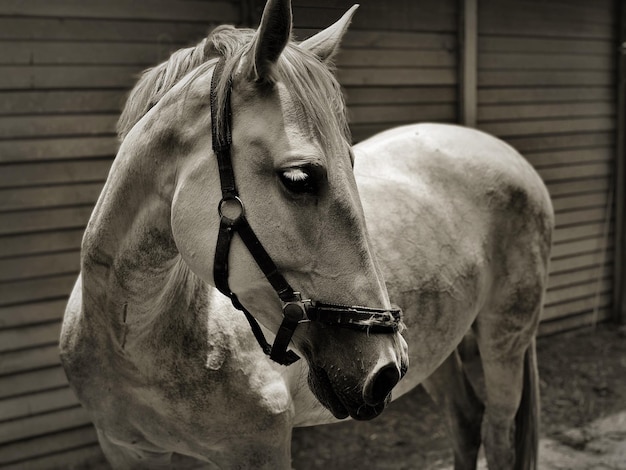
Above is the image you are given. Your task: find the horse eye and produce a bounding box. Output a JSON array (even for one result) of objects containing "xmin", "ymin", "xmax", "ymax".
[{"xmin": 279, "ymin": 167, "xmax": 318, "ymax": 195}]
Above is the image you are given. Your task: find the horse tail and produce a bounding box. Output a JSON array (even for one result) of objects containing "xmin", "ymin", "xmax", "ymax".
[{"xmin": 514, "ymin": 337, "xmax": 539, "ymax": 470}]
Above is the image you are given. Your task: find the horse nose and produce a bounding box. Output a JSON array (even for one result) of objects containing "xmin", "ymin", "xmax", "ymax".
[{"xmin": 364, "ymin": 364, "xmax": 401, "ymax": 405}]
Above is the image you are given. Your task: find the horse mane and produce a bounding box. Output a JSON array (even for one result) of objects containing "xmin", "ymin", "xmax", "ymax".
[
  {"xmin": 117, "ymin": 26, "xmax": 252, "ymax": 140},
  {"xmin": 117, "ymin": 25, "xmax": 351, "ymax": 154}
]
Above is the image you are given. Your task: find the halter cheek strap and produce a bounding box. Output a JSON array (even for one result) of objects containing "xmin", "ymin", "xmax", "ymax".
[
  {"xmin": 209, "ymin": 58, "xmax": 403, "ymax": 366},
  {"xmin": 210, "ymin": 58, "xmax": 303, "ymax": 365}
]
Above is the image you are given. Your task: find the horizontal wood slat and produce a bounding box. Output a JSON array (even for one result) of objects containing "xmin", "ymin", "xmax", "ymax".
[
  {"xmin": 0, "ymin": 183, "xmax": 103, "ymax": 212},
  {"xmin": 0, "ymin": 322, "xmax": 61, "ymax": 354},
  {"xmin": 0, "ymin": 114, "xmax": 117, "ymax": 139},
  {"xmin": 525, "ymin": 147, "xmax": 613, "ymax": 168},
  {"xmin": 542, "ymin": 292, "xmax": 611, "ymax": 322},
  {"xmin": 0, "ymin": 425, "xmax": 97, "ymax": 467},
  {"xmin": 0, "ymin": 206, "xmax": 93, "ymax": 235},
  {"xmin": 550, "ymin": 249, "xmax": 613, "ymax": 274},
  {"xmin": 1, "ymin": 443, "xmax": 104, "ymax": 470},
  {"xmin": 337, "ymin": 49, "xmax": 456, "ymax": 68},
  {"xmin": 0, "ymin": 229, "xmax": 84, "ymax": 260},
  {"xmin": 547, "ymin": 262, "xmax": 612, "ymax": 291},
  {"xmin": 338, "ymin": 67, "xmax": 457, "ymax": 86},
  {"xmin": 0, "ymin": 65, "xmax": 140, "ymax": 90},
  {"xmin": 0, "ymin": 251, "xmax": 80, "ymax": 283},
  {"xmin": 0, "ymin": 366, "xmax": 68, "ymax": 400},
  {"xmin": 296, "ymin": 29, "xmax": 457, "ymax": 50},
  {"xmin": 351, "ymin": 120, "xmax": 458, "ymax": 143},
  {"xmin": 479, "ymin": 102, "xmax": 614, "ymax": 122},
  {"xmin": 555, "ymin": 206, "xmax": 612, "ymax": 228},
  {"xmin": 345, "ymin": 86, "xmax": 457, "ymax": 106},
  {"xmin": 0, "ymin": 17, "xmax": 209, "ymax": 42},
  {"xmin": 0, "ymin": 387, "xmax": 76, "ymax": 424},
  {"xmin": 479, "ymin": 53, "xmax": 614, "ymax": 71},
  {"xmin": 0, "ymin": 0, "xmax": 239, "ymax": 22},
  {"xmin": 0, "ymin": 299, "xmax": 69, "ymax": 329},
  {"xmin": 552, "ymin": 221, "xmax": 612, "ymax": 244},
  {"xmin": 479, "ymin": 70, "xmax": 613, "ymax": 87},
  {"xmin": 478, "ymin": 86, "xmax": 614, "ymax": 105},
  {"xmin": 0, "ymin": 274, "xmax": 76, "ymax": 307},
  {"xmin": 0, "ymin": 160, "xmax": 112, "ymax": 189},
  {"xmin": 479, "ymin": 36, "xmax": 614, "ymax": 55},
  {"xmin": 483, "ymin": 0, "xmax": 613, "ymax": 14},
  {"xmin": 547, "ymin": 177, "xmax": 609, "ymax": 198},
  {"xmin": 349, "ymin": 104, "xmax": 457, "ymax": 124},
  {"xmin": 481, "ymin": 117, "xmax": 615, "ymax": 138},
  {"xmin": 550, "ymin": 234, "xmax": 613, "ymax": 259},
  {"xmin": 294, "ymin": 2, "xmax": 457, "ymax": 32},
  {"xmin": 538, "ymin": 307, "xmax": 612, "ymax": 336},
  {"xmin": 0, "ymin": 90, "xmax": 126, "ymax": 116},
  {"xmin": 0, "ymin": 406, "xmax": 91, "ymax": 446},
  {"xmin": 507, "ymin": 132, "xmax": 613, "ymax": 153},
  {"xmin": 479, "ymin": 17, "xmax": 613, "ymax": 40},
  {"xmin": 552, "ymin": 192, "xmax": 612, "ymax": 213},
  {"xmin": 539, "ymin": 161, "xmax": 612, "ymax": 183},
  {"xmin": 545, "ymin": 278, "xmax": 612, "ymax": 307},
  {"xmin": 0, "ymin": 344, "xmax": 60, "ymax": 377},
  {"xmin": 1, "ymin": 42, "xmax": 180, "ymax": 66},
  {"xmin": 0, "ymin": 137, "xmax": 117, "ymax": 164}
]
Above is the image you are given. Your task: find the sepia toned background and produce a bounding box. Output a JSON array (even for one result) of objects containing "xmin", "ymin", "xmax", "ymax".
[{"xmin": 0, "ymin": 0, "xmax": 624, "ymax": 467}]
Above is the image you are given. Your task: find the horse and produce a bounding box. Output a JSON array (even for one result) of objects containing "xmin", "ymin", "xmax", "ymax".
[{"xmin": 60, "ymin": 2, "xmax": 554, "ymax": 469}]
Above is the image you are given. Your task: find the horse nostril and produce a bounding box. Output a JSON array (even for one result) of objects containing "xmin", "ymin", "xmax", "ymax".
[{"xmin": 365, "ymin": 365, "xmax": 400, "ymax": 405}]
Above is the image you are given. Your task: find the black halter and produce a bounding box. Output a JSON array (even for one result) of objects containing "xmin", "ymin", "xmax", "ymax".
[{"xmin": 210, "ymin": 58, "xmax": 403, "ymax": 366}]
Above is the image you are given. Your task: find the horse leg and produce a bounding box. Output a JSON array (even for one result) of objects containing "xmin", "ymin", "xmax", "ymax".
[
  {"xmin": 422, "ymin": 347, "xmax": 484, "ymax": 470},
  {"xmin": 96, "ymin": 428, "xmax": 173, "ymax": 469},
  {"xmin": 475, "ymin": 330, "xmax": 539, "ymax": 470}
]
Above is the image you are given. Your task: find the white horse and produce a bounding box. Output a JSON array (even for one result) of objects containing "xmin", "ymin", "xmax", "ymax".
[{"xmin": 60, "ymin": 2, "xmax": 554, "ymax": 469}]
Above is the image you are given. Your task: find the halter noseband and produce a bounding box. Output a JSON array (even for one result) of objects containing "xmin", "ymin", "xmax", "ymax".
[{"xmin": 210, "ymin": 58, "xmax": 403, "ymax": 366}]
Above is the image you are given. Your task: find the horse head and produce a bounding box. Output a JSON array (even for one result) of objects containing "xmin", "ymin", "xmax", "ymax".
[{"xmin": 134, "ymin": 0, "xmax": 410, "ymax": 420}]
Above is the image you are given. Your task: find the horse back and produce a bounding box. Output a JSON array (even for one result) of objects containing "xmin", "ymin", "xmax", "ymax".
[{"xmin": 354, "ymin": 123, "xmax": 554, "ymax": 388}]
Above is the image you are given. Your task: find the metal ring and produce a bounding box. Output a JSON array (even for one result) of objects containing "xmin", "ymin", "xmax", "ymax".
[{"xmin": 218, "ymin": 196, "xmax": 245, "ymax": 224}]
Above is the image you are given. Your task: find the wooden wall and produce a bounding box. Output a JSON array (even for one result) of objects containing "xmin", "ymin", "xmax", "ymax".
[
  {"xmin": 0, "ymin": 0, "xmax": 620, "ymax": 468},
  {"xmin": 475, "ymin": 0, "xmax": 617, "ymax": 335}
]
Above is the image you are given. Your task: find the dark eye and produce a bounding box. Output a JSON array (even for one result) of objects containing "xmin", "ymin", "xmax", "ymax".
[{"xmin": 279, "ymin": 166, "xmax": 320, "ymax": 195}]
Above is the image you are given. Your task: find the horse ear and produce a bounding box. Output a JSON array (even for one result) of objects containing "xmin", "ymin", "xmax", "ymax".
[
  {"xmin": 299, "ymin": 4, "xmax": 359, "ymax": 63},
  {"xmin": 252, "ymin": 0, "xmax": 293, "ymax": 82}
]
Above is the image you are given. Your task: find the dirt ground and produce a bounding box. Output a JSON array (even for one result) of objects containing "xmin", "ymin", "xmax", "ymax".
[{"xmin": 291, "ymin": 324, "xmax": 626, "ymax": 469}]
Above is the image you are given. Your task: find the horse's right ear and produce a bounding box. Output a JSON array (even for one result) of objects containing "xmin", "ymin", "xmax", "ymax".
[
  {"xmin": 252, "ymin": 0, "xmax": 293, "ymax": 83},
  {"xmin": 299, "ymin": 4, "xmax": 359, "ymax": 63}
]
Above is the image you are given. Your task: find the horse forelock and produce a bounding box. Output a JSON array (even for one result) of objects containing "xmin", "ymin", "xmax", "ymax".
[{"xmin": 118, "ymin": 25, "xmax": 350, "ymax": 158}]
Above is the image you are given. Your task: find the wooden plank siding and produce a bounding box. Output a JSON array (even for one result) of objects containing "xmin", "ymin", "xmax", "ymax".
[
  {"xmin": 476, "ymin": 0, "xmax": 618, "ymax": 334},
  {"xmin": 0, "ymin": 0, "xmax": 620, "ymax": 468}
]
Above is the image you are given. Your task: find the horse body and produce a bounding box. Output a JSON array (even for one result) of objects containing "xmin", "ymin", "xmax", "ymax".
[{"xmin": 60, "ymin": 2, "xmax": 553, "ymax": 468}]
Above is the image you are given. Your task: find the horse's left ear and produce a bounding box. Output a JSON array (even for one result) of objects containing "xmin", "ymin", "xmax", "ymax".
[
  {"xmin": 299, "ymin": 4, "xmax": 359, "ymax": 63},
  {"xmin": 253, "ymin": 0, "xmax": 293, "ymax": 82}
]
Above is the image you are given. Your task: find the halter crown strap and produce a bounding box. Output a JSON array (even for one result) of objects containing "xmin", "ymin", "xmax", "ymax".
[{"xmin": 209, "ymin": 58, "xmax": 404, "ymax": 367}]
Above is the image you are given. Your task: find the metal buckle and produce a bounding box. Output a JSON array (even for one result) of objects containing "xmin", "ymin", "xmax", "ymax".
[
  {"xmin": 281, "ymin": 292, "xmax": 312, "ymax": 324},
  {"xmin": 218, "ymin": 196, "xmax": 244, "ymax": 225}
]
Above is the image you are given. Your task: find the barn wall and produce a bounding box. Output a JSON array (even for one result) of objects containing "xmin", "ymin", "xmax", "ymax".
[
  {"xmin": 475, "ymin": 0, "xmax": 618, "ymax": 335},
  {"xmin": 0, "ymin": 0, "xmax": 619, "ymax": 468}
]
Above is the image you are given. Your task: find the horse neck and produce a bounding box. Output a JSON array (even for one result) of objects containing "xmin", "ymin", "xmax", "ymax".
[{"xmin": 81, "ymin": 112, "xmax": 207, "ymax": 343}]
